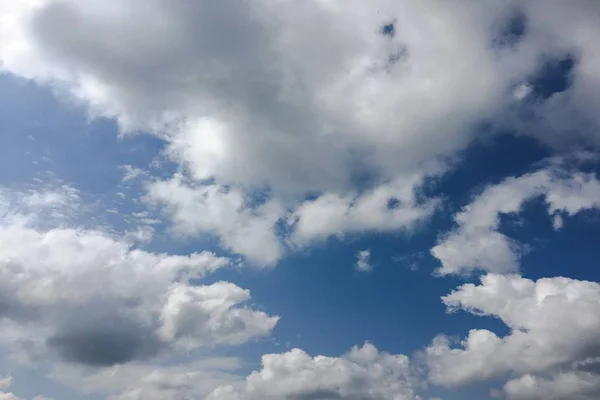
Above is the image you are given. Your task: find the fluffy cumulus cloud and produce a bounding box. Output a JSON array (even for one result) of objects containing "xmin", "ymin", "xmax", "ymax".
[
  {"xmin": 146, "ymin": 172, "xmax": 437, "ymax": 265},
  {"xmin": 0, "ymin": 0, "xmax": 526, "ymax": 189},
  {"xmin": 50, "ymin": 343, "xmax": 421, "ymax": 400},
  {"xmin": 146, "ymin": 174, "xmax": 285, "ymax": 265},
  {"xmin": 0, "ymin": 186, "xmax": 278, "ymax": 368},
  {"xmin": 3, "ymin": 0, "xmax": 600, "ymax": 264},
  {"xmin": 2, "ymin": 1, "xmax": 600, "ymax": 399},
  {"xmin": 289, "ymin": 176, "xmax": 439, "ymax": 247},
  {"xmin": 431, "ymin": 163, "xmax": 600, "ymax": 275},
  {"xmin": 427, "ymin": 274, "xmax": 600, "ymax": 399},
  {"xmin": 207, "ymin": 343, "xmax": 420, "ymax": 400},
  {"xmin": 503, "ymin": 370, "xmax": 600, "ymax": 400}
]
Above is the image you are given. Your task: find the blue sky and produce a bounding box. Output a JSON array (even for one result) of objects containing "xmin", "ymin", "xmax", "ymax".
[{"xmin": 1, "ymin": 2, "xmax": 600, "ymax": 400}]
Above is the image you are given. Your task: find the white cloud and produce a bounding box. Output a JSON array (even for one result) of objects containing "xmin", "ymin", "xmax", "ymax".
[
  {"xmin": 0, "ymin": 0, "xmax": 532, "ymax": 192},
  {"xmin": 4, "ymin": 0, "xmax": 600, "ymax": 262},
  {"xmin": 503, "ymin": 361, "xmax": 600, "ymax": 400},
  {"xmin": 513, "ymin": 84, "xmax": 532, "ymax": 101},
  {"xmin": 207, "ymin": 343, "xmax": 420, "ymax": 400},
  {"xmin": 290, "ymin": 176, "xmax": 439, "ymax": 247},
  {"xmin": 426, "ymin": 273, "xmax": 600, "ymax": 395},
  {"xmin": 158, "ymin": 282, "xmax": 278, "ymax": 349},
  {"xmin": 121, "ymin": 165, "xmax": 145, "ymax": 182},
  {"xmin": 146, "ymin": 174, "xmax": 285, "ymax": 266},
  {"xmin": 0, "ymin": 376, "xmax": 11, "ymax": 391},
  {"xmin": 431, "ymin": 165, "xmax": 600, "ymax": 275},
  {"xmin": 5, "ymin": 0, "xmax": 600, "ymax": 197},
  {"xmin": 0, "ymin": 187, "xmax": 278, "ymax": 367},
  {"xmin": 503, "ymin": 371, "xmax": 600, "ymax": 400},
  {"xmin": 0, "ymin": 183, "xmax": 81, "ymax": 228},
  {"xmin": 3, "ymin": 1, "xmax": 600, "ymax": 398},
  {"xmin": 146, "ymin": 174, "xmax": 437, "ymax": 265},
  {"xmin": 0, "ymin": 393, "xmax": 21, "ymax": 400},
  {"xmin": 51, "ymin": 358, "xmax": 242, "ymax": 400},
  {"xmin": 51, "ymin": 343, "xmax": 423, "ymax": 400},
  {"xmin": 355, "ymin": 249, "xmax": 372, "ymax": 272}
]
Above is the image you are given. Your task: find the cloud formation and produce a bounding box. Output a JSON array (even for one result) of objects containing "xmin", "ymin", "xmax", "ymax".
[
  {"xmin": 432, "ymin": 164, "xmax": 600, "ymax": 275},
  {"xmin": 207, "ymin": 343, "xmax": 420, "ymax": 400},
  {"xmin": 4, "ymin": 0, "xmax": 600, "ymax": 266},
  {"xmin": 1, "ymin": 0, "xmax": 600, "ymax": 399},
  {"xmin": 355, "ymin": 249, "xmax": 372, "ymax": 272},
  {"xmin": 0, "ymin": 187, "xmax": 278, "ymax": 366},
  {"xmin": 50, "ymin": 358, "xmax": 242, "ymax": 400},
  {"xmin": 427, "ymin": 273, "xmax": 600, "ymax": 399}
]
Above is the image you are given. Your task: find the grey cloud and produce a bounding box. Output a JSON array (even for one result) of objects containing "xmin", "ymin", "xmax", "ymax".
[
  {"xmin": 0, "ymin": 187, "xmax": 277, "ymax": 367},
  {"xmin": 6, "ymin": 0, "xmax": 600, "ymax": 267},
  {"xmin": 47, "ymin": 314, "xmax": 162, "ymax": 366},
  {"xmin": 289, "ymin": 390, "xmax": 343, "ymax": 400}
]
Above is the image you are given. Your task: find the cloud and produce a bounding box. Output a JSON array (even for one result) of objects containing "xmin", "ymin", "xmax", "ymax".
[
  {"xmin": 0, "ymin": 376, "xmax": 11, "ymax": 392},
  {"xmin": 0, "ymin": 0, "xmax": 530, "ymax": 191},
  {"xmin": 0, "ymin": 393, "xmax": 21, "ymax": 400},
  {"xmin": 146, "ymin": 173, "xmax": 437, "ymax": 265},
  {"xmin": 503, "ymin": 370, "xmax": 600, "ymax": 400},
  {"xmin": 0, "ymin": 187, "xmax": 278, "ymax": 366},
  {"xmin": 4, "ymin": 0, "xmax": 600, "ymax": 265},
  {"xmin": 158, "ymin": 282, "xmax": 279, "ymax": 349},
  {"xmin": 121, "ymin": 165, "xmax": 145, "ymax": 182},
  {"xmin": 3, "ymin": 1, "xmax": 600, "ymax": 398},
  {"xmin": 431, "ymin": 164, "xmax": 600, "ymax": 275},
  {"xmin": 499, "ymin": 1, "xmax": 600, "ymax": 147},
  {"xmin": 207, "ymin": 343, "xmax": 420, "ymax": 400},
  {"xmin": 5, "ymin": 0, "xmax": 600, "ymax": 196},
  {"xmin": 50, "ymin": 358, "xmax": 242, "ymax": 400},
  {"xmin": 0, "ymin": 183, "xmax": 81, "ymax": 228},
  {"xmin": 145, "ymin": 174, "xmax": 285, "ymax": 266},
  {"xmin": 290, "ymin": 176, "xmax": 439, "ymax": 247},
  {"xmin": 0, "ymin": 375, "xmax": 53, "ymax": 400},
  {"xmin": 426, "ymin": 273, "xmax": 600, "ymax": 396},
  {"xmin": 51, "ymin": 343, "xmax": 422, "ymax": 400},
  {"xmin": 355, "ymin": 249, "xmax": 372, "ymax": 272}
]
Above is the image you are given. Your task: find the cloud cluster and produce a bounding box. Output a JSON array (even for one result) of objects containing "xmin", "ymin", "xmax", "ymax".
[
  {"xmin": 50, "ymin": 343, "xmax": 421, "ymax": 400},
  {"xmin": 0, "ymin": 0, "xmax": 529, "ymax": 190},
  {"xmin": 432, "ymin": 164, "xmax": 600, "ymax": 275},
  {"xmin": 0, "ymin": 187, "xmax": 278, "ymax": 367},
  {"xmin": 49, "ymin": 358, "xmax": 242, "ymax": 400},
  {"xmin": 427, "ymin": 273, "xmax": 600, "ymax": 399},
  {"xmin": 289, "ymin": 176, "xmax": 439, "ymax": 247},
  {"xmin": 146, "ymin": 174, "xmax": 285, "ymax": 265},
  {"xmin": 2, "ymin": 0, "xmax": 600, "ymax": 399},
  {"xmin": 3, "ymin": 0, "xmax": 600, "ymax": 267},
  {"xmin": 426, "ymin": 157, "xmax": 600, "ymax": 398},
  {"xmin": 207, "ymin": 343, "xmax": 419, "ymax": 400},
  {"xmin": 147, "ymin": 173, "xmax": 436, "ymax": 265}
]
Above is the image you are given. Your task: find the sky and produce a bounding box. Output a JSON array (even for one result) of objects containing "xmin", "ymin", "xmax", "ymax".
[{"xmin": 0, "ymin": 1, "xmax": 600, "ymax": 399}]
